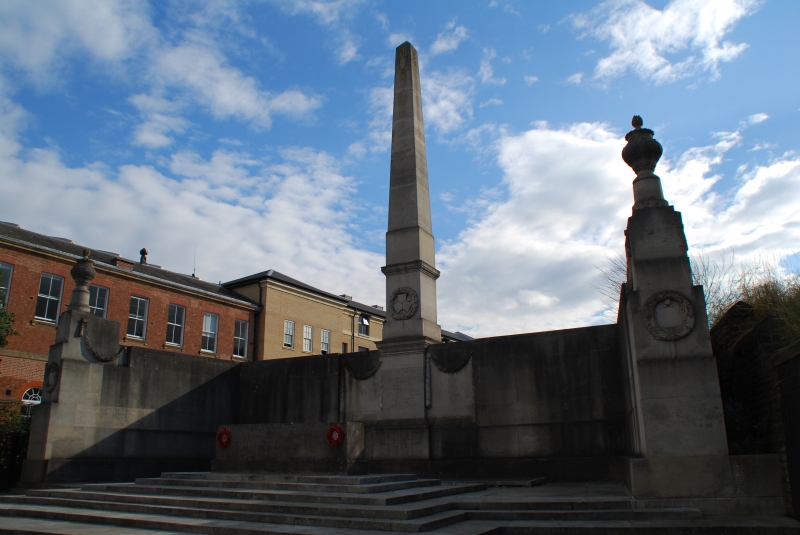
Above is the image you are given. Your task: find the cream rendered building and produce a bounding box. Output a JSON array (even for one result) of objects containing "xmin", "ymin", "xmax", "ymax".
[{"xmin": 224, "ymin": 270, "xmax": 385, "ymax": 360}]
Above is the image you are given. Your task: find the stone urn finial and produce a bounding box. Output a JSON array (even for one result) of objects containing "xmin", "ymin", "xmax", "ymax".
[
  {"xmin": 622, "ymin": 115, "xmax": 663, "ymax": 177},
  {"xmin": 67, "ymin": 249, "xmax": 97, "ymax": 313},
  {"xmin": 139, "ymin": 248, "xmax": 148, "ymax": 264}
]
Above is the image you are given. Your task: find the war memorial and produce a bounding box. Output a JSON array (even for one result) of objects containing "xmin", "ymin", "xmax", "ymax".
[{"xmin": 0, "ymin": 43, "xmax": 798, "ymax": 533}]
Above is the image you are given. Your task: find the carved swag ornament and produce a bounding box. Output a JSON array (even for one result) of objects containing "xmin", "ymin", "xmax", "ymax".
[{"xmin": 643, "ymin": 290, "xmax": 696, "ymax": 341}]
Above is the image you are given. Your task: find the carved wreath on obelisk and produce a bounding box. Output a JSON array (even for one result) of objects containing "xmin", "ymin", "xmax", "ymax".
[
  {"xmin": 643, "ymin": 290, "xmax": 696, "ymax": 341},
  {"xmin": 389, "ymin": 287, "xmax": 419, "ymax": 320}
]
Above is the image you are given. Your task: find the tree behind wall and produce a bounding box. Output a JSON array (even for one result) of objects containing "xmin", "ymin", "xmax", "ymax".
[
  {"xmin": 0, "ymin": 296, "xmax": 19, "ymax": 348},
  {"xmin": 0, "ymin": 402, "xmax": 30, "ymax": 491},
  {"xmin": 596, "ymin": 250, "xmax": 800, "ymax": 335}
]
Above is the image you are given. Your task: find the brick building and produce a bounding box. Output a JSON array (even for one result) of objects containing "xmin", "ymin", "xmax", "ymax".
[
  {"xmin": 0, "ymin": 221, "xmax": 469, "ymax": 409},
  {"xmin": 0, "ymin": 221, "xmax": 259, "ymax": 407}
]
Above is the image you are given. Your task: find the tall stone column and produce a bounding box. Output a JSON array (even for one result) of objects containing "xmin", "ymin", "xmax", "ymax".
[
  {"xmin": 619, "ymin": 116, "xmax": 732, "ymax": 498},
  {"xmin": 377, "ymin": 42, "xmax": 442, "ymax": 426}
]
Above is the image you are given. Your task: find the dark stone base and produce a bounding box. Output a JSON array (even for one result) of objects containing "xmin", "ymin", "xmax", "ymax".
[{"xmin": 21, "ymin": 458, "xmax": 212, "ymax": 485}]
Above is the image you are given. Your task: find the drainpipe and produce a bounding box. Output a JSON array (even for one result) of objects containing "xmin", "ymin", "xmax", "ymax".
[
  {"xmin": 252, "ymin": 282, "xmax": 264, "ymax": 361},
  {"xmin": 350, "ymin": 311, "xmax": 355, "ymax": 353}
]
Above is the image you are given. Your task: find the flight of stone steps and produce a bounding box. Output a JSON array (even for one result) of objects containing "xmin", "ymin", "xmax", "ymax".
[{"xmin": 0, "ymin": 472, "xmax": 799, "ymax": 534}]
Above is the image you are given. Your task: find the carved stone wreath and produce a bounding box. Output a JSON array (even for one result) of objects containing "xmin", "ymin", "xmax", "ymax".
[
  {"xmin": 389, "ymin": 287, "xmax": 419, "ymax": 320},
  {"xmin": 643, "ymin": 290, "xmax": 696, "ymax": 341},
  {"xmin": 43, "ymin": 362, "xmax": 60, "ymax": 393}
]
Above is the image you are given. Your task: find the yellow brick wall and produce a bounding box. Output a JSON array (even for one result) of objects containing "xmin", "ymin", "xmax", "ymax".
[{"xmin": 253, "ymin": 280, "xmax": 384, "ymax": 360}]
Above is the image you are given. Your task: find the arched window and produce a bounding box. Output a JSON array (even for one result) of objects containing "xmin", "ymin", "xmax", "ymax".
[{"xmin": 21, "ymin": 387, "xmax": 42, "ymax": 416}]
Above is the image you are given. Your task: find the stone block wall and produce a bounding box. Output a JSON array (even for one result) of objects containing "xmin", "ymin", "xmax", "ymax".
[
  {"xmin": 231, "ymin": 323, "xmax": 627, "ymax": 479},
  {"xmin": 23, "ymin": 346, "xmax": 239, "ymax": 484}
]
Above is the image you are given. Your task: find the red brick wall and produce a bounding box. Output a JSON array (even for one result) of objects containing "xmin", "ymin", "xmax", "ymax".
[
  {"xmin": 0, "ymin": 244, "xmax": 256, "ymax": 364},
  {"xmin": 0, "ymin": 357, "xmax": 44, "ymax": 401}
]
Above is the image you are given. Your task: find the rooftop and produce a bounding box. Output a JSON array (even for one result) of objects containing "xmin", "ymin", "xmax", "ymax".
[{"xmin": 0, "ymin": 221, "xmax": 259, "ymax": 308}]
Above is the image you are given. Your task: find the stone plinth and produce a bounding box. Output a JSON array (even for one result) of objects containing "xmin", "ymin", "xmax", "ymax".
[{"xmin": 211, "ymin": 423, "xmax": 366, "ymax": 475}]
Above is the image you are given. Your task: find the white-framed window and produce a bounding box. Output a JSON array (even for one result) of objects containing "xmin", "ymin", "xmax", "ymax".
[
  {"xmin": 283, "ymin": 320, "xmax": 294, "ymax": 348},
  {"xmin": 358, "ymin": 314, "xmax": 370, "ymax": 336},
  {"xmin": 166, "ymin": 304, "xmax": 185, "ymax": 346},
  {"xmin": 35, "ymin": 274, "xmax": 64, "ymax": 323},
  {"xmin": 303, "ymin": 324, "xmax": 313, "ymax": 352},
  {"xmin": 127, "ymin": 296, "xmax": 149, "ymax": 339},
  {"xmin": 21, "ymin": 387, "xmax": 42, "ymax": 417},
  {"xmin": 234, "ymin": 319, "xmax": 248, "ymax": 358},
  {"xmin": 201, "ymin": 312, "xmax": 218, "ymax": 353},
  {"xmin": 0, "ymin": 262, "xmax": 13, "ymax": 306},
  {"xmin": 88, "ymin": 285, "xmax": 109, "ymax": 318},
  {"xmin": 321, "ymin": 329, "xmax": 330, "ymax": 354}
]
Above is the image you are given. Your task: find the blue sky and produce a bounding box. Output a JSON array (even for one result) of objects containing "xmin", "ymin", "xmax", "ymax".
[{"xmin": 1, "ymin": 0, "xmax": 798, "ymax": 336}]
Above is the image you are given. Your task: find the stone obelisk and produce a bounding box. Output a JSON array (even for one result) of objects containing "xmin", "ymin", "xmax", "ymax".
[
  {"xmin": 380, "ymin": 42, "xmax": 442, "ymax": 352},
  {"xmin": 376, "ymin": 42, "xmax": 441, "ymax": 424}
]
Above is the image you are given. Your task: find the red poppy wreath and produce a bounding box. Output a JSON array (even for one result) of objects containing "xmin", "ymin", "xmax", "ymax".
[
  {"xmin": 216, "ymin": 427, "xmax": 232, "ymax": 448},
  {"xmin": 326, "ymin": 424, "xmax": 344, "ymax": 447}
]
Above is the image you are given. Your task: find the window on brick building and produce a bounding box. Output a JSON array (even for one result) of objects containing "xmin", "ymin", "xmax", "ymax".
[
  {"xmin": 88, "ymin": 285, "xmax": 109, "ymax": 318},
  {"xmin": 21, "ymin": 387, "xmax": 42, "ymax": 417},
  {"xmin": 358, "ymin": 314, "xmax": 370, "ymax": 336},
  {"xmin": 358, "ymin": 346, "xmax": 369, "ymax": 352},
  {"xmin": 0, "ymin": 262, "xmax": 13, "ymax": 306},
  {"xmin": 321, "ymin": 329, "xmax": 330, "ymax": 354},
  {"xmin": 35, "ymin": 274, "xmax": 64, "ymax": 323},
  {"xmin": 284, "ymin": 320, "xmax": 294, "ymax": 348},
  {"xmin": 127, "ymin": 296, "xmax": 148, "ymax": 339},
  {"xmin": 201, "ymin": 312, "xmax": 218, "ymax": 353},
  {"xmin": 342, "ymin": 342, "xmax": 348, "ymax": 353},
  {"xmin": 166, "ymin": 304, "xmax": 185, "ymax": 346},
  {"xmin": 303, "ymin": 325, "xmax": 313, "ymax": 352},
  {"xmin": 233, "ymin": 319, "xmax": 248, "ymax": 358}
]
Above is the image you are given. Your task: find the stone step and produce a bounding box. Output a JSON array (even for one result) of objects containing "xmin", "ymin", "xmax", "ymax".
[
  {"xmin": 14, "ymin": 490, "xmax": 453, "ymax": 520},
  {"xmin": 160, "ymin": 472, "xmax": 418, "ymax": 485},
  {"xmin": 5, "ymin": 493, "xmax": 705, "ymax": 523},
  {"xmin": 467, "ymin": 507, "xmax": 702, "ymax": 521},
  {"xmin": 2, "ymin": 503, "xmax": 799, "ymax": 534},
  {"xmin": 132, "ymin": 477, "xmax": 441, "ymax": 494},
  {"xmin": 454, "ymin": 498, "xmax": 634, "ymax": 511},
  {"xmin": 81, "ymin": 482, "xmax": 488, "ymax": 506},
  {"xmin": 497, "ymin": 517, "xmax": 800, "ymax": 534},
  {"xmin": 0, "ymin": 502, "xmax": 467, "ymax": 533}
]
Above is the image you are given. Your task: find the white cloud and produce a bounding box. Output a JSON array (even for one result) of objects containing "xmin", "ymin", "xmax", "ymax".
[
  {"xmin": 151, "ymin": 38, "xmax": 322, "ymax": 128},
  {"xmin": 271, "ymin": 0, "xmax": 364, "ymax": 25},
  {"xmin": 422, "ymin": 70, "xmax": 476, "ymax": 135},
  {"xmin": 0, "ymin": 0, "xmax": 156, "ymax": 84},
  {"xmin": 478, "ymin": 48, "xmax": 507, "ymax": 85},
  {"xmin": 524, "ymin": 75, "xmax": 539, "ymax": 85},
  {"xmin": 479, "ymin": 98, "xmax": 503, "ymax": 108},
  {"xmin": 570, "ymin": 0, "xmax": 760, "ymax": 84},
  {"xmin": 566, "ymin": 72, "xmax": 584, "ymax": 84},
  {"xmin": 0, "ymin": 98, "xmax": 384, "ymax": 304},
  {"xmin": 386, "ymin": 32, "xmax": 413, "ymax": 48},
  {"xmin": 337, "ymin": 31, "xmax": 360, "ymax": 64},
  {"xmin": 742, "ymin": 112, "xmax": 769, "ymax": 126},
  {"xmin": 130, "ymin": 93, "xmax": 189, "ymax": 148},
  {"xmin": 0, "ymin": 3, "xmax": 323, "ymax": 145},
  {"xmin": 430, "ymin": 21, "xmax": 469, "ymax": 55},
  {"xmin": 437, "ymin": 117, "xmax": 800, "ymax": 337}
]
